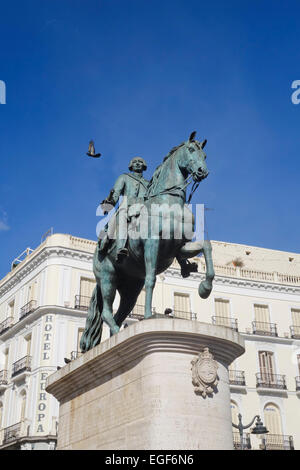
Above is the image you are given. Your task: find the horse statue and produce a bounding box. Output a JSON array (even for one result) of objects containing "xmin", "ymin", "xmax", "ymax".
[{"xmin": 80, "ymin": 131, "xmax": 215, "ymax": 352}]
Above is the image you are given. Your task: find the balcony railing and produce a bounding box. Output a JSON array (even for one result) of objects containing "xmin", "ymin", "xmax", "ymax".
[
  {"xmin": 233, "ymin": 432, "xmax": 251, "ymax": 450},
  {"xmin": 172, "ymin": 309, "xmax": 197, "ymax": 321},
  {"xmin": 0, "ymin": 317, "xmax": 13, "ymax": 335},
  {"xmin": 11, "ymin": 356, "xmax": 32, "ymax": 378},
  {"xmin": 70, "ymin": 351, "xmax": 82, "ymax": 361},
  {"xmin": 129, "ymin": 304, "xmax": 156, "ymax": 320},
  {"xmin": 212, "ymin": 316, "xmax": 238, "ymax": 332},
  {"xmin": 74, "ymin": 295, "xmax": 90, "ymax": 311},
  {"xmin": 229, "ymin": 370, "xmax": 246, "ymax": 386},
  {"xmin": 256, "ymin": 373, "xmax": 286, "ymax": 390},
  {"xmin": 3, "ymin": 422, "xmax": 21, "ymax": 444},
  {"xmin": 290, "ymin": 325, "xmax": 300, "ymax": 339},
  {"xmin": 0, "ymin": 369, "xmax": 8, "ymax": 385},
  {"xmin": 264, "ymin": 434, "xmax": 294, "ymax": 450},
  {"xmin": 20, "ymin": 300, "xmax": 37, "ymax": 320},
  {"xmin": 295, "ymin": 376, "xmax": 300, "ymax": 391},
  {"xmin": 252, "ymin": 321, "xmax": 278, "ymax": 337}
]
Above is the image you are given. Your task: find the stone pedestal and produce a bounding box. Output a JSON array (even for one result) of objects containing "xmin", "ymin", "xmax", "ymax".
[{"xmin": 46, "ymin": 318, "xmax": 245, "ymax": 450}]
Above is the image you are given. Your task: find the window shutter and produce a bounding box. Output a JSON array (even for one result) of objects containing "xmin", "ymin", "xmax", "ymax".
[
  {"xmin": 215, "ymin": 299, "xmax": 230, "ymax": 318},
  {"xmin": 174, "ymin": 293, "xmax": 190, "ymax": 313},
  {"xmin": 80, "ymin": 278, "xmax": 96, "ymax": 298}
]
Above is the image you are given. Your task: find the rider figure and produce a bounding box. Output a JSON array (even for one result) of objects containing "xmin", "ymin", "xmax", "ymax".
[
  {"xmin": 99, "ymin": 156, "xmax": 149, "ymax": 263},
  {"xmin": 99, "ymin": 156, "xmax": 198, "ymax": 277}
]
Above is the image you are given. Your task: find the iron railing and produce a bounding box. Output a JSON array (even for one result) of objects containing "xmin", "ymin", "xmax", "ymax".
[
  {"xmin": 3, "ymin": 422, "xmax": 21, "ymax": 444},
  {"xmin": 233, "ymin": 432, "xmax": 251, "ymax": 450},
  {"xmin": 70, "ymin": 351, "xmax": 82, "ymax": 360},
  {"xmin": 256, "ymin": 372, "xmax": 286, "ymax": 389},
  {"xmin": 129, "ymin": 304, "xmax": 156, "ymax": 320},
  {"xmin": 172, "ymin": 309, "xmax": 197, "ymax": 321},
  {"xmin": 229, "ymin": 370, "xmax": 246, "ymax": 386},
  {"xmin": 0, "ymin": 317, "xmax": 13, "ymax": 335},
  {"xmin": 264, "ymin": 434, "xmax": 294, "ymax": 450},
  {"xmin": 12, "ymin": 356, "xmax": 32, "ymax": 378},
  {"xmin": 20, "ymin": 300, "xmax": 37, "ymax": 320},
  {"xmin": 295, "ymin": 376, "xmax": 300, "ymax": 391},
  {"xmin": 212, "ymin": 316, "xmax": 238, "ymax": 332},
  {"xmin": 252, "ymin": 321, "xmax": 278, "ymax": 337},
  {"xmin": 290, "ymin": 325, "xmax": 300, "ymax": 339},
  {"xmin": 0, "ymin": 369, "xmax": 8, "ymax": 385},
  {"xmin": 74, "ymin": 295, "xmax": 90, "ymax": 311}
]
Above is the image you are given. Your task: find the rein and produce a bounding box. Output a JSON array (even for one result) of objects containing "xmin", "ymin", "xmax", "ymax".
[{"xmin": 145, "ymin": 174, "xmax": 197, "ymax": 202}]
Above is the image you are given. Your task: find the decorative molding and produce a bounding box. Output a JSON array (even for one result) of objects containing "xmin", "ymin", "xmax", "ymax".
[
  {"xmin": 165, "ymin": 268, "xmax": 300, "ymax": 295},
  {"xmin": 0, "ymin": 246, "xmax": 94, "ymax": 297}
]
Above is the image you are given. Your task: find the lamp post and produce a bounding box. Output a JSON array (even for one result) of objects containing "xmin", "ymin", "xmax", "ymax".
[{"xmin": 232, "ymin": 413, "xmax": 269, "ymax": 450}]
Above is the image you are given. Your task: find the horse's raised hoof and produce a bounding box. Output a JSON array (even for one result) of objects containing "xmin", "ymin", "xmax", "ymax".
[{"xmin": 198, "ymin": 280, "xmax": 212, "ymax": 299}]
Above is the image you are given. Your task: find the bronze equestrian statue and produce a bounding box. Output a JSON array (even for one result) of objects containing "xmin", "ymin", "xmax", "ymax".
[{"xmin": 80, "ymin": 132, "xmax": 215, "ymax": 352}]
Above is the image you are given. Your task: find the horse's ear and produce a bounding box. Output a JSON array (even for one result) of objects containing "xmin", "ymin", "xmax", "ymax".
[
  {"xmin": 200, "ymin": 139, "xmax": 207, "ymax": 149},
  {"xmin": 189, "ymin": 131, "xmax": 197, "ymax": 142}
]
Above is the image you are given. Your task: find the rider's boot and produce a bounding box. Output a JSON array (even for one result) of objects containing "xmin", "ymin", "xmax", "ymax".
[
  {"xmin": 116, "ymin": 248, "xmax": 129, "ymax": 263},
  {"xmin": 178, "ymin": 259, "xmax": 198, "ymax": 278},
  {"xmin": 98, "ymin": 232, "xmax": 110, "ymax": 253}
]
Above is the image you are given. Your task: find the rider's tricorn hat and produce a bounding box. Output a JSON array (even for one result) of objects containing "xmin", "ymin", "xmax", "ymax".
[{"xmin": 128, "ymin": 156, "xmax": 147, "ymax": 171}]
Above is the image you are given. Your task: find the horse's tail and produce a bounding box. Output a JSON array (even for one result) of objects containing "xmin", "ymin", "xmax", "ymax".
[{"xmin": 80, "ymin": 284, "xmax": 103, "ymax": 352}]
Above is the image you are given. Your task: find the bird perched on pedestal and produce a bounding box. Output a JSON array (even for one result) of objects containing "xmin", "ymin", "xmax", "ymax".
[{"xmin": 86, "ymin": 140, "xmax": 101, "ymax": 158}]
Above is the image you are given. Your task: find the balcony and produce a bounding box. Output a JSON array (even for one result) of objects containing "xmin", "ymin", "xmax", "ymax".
[
  {"xmin": 233, "ymin": 432, "xmax": 251, "ymax": 450},
  {"xmin": 74, "ymin": 295, "xmax": 90, "ymax": 311},
  {"xmin": 264, "ymin": 434, "xmax": 294, "ymax": 450},
  {"xmin": 129, "ymin": 304, "xmax": 156, "ymax": 320},
  {"xmin": 70, "ymin": 351, "xmax": 82, "ymax": 361},
  {"xmin": 212, "ymin": 316, "xmax": 238, "ymax": 332},
  {"xmin": 290, "ymin": 325, "xmax": 300, "ymax": 339},
  {"xmin": 19, "ymin": 300, "xmax": 37, "ymax": 320},
  {"xmin": 11, "ymin": 356, "xmax": 32, "ymax": 379},
  {"xmin": 229, "ymin": 370, "xmax": 246, "ymax": 386},
  {"xmin": 3, "ymin": 422, "xmax": 21, "ymax": 445},
  {"xmin": 256, "ymin": 373, "xmax": 286, "ymax": 390},
  {"xmin": 0, "ymin": 370, "xmax": 8, "ymax": 391},
  {"xmin": 172, "ymin": 309, "xmax": 197, "ymax": 321},
  {"xmin": 0, "ymin": 317, "xmax": 13, "ymax": 335},
  {"xmin": 252, "ymin": 321, "xmax": 278, "ymax": 337}
]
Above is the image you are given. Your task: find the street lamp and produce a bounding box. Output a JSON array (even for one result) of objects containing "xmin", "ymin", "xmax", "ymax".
[{"xmin": 232, "ymin": 413, "xmax": 269, "ymax": 450}]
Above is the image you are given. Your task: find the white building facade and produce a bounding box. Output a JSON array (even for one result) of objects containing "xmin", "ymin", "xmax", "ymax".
[{"xmin": 0, "ymin": 233, "xmax": 299, "ymax": 450}]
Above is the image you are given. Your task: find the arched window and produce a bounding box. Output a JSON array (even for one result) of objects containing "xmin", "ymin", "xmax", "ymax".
[
  {"xmin": 263, "ymin": 403, "xmax": 282, "ymax": 435},
  {"xmin": 20, "ymin": 391, "xmax": 27, "ymax": 422},
  {"xmin": 231, "ymin": 401, "xmax": 239, "ymax": 426}
]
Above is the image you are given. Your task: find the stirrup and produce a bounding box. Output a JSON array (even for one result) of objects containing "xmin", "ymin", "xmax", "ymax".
[{"xmin": 180, "ymin": 260, "xmax": 198, "ymax": 278}]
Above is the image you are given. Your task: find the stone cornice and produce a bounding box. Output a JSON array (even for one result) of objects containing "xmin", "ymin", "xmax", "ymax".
[
  {"xmin": 0, "ymin": 246, "xmax": 94, "ymax": 297},
  {"xmin": 46, "ymin": 318, "xmax": 245, "ymax": 403},
  {"xmin": 165, "ymin": 268, "xmax": 300, "ymax": 295}
]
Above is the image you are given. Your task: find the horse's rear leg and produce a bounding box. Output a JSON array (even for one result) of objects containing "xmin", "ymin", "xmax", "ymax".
[
  {"xmin": 144, "ymin": 240, "xmax": 159, "ymax": 319},
  {"xmin": 114, "ymin": 277, "xmax": 145, "ymax": 327},
  {"xmin": 100, "ymin": 258, "xmax": 120, "ymax": 335}
]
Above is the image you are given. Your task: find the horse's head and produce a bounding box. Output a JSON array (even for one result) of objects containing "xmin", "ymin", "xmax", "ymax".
[{"xmin": 179, "ymin": 131, "xmax": 209, "ymax": 182}]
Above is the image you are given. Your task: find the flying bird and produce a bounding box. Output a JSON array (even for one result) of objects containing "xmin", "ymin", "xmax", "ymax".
[{"xmin": 86, "ymin": 140, "xmax": 101, "ymax": 158}]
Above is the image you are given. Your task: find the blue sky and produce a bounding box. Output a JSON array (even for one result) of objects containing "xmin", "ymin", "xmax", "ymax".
[{"xmin": 0, "ymin": 0, "xmax": 300, "ymax": 278}]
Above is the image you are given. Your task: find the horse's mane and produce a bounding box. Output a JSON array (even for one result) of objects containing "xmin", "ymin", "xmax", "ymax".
[{"xmin": 148, "ymin": 142, "xmax": 185, "ymax": 187}]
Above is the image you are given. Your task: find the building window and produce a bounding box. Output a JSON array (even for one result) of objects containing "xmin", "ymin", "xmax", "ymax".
[
  {"xmin": 174, "ymin": 293, "xmax": 190, "ymax": 314},
  {"xmin": 80, "ymin": 277, "xmax": 96, "ymax": 298},
  {"xmin": 215, "ymin": 298, "xmax": 230, "ymax": 318},
  {"xmin": 259, "ymin": 351, "xmax": 275, "ymax": 378},
  {"xmin": 254, "ymin": 304, "xmax": 270, "ymax": 324},
  {"xmin": 291, "ymin": 308, "xmax": 300, "ymax": 326}
]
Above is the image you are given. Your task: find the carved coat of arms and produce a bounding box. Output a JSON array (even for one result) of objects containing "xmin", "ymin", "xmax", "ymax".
[{"xmin": 191, "ymin": 348, "xmax": 219, "ymax": 397}]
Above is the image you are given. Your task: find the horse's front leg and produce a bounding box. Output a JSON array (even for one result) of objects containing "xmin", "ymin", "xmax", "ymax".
[
  {"xmin": 198, "ymin": 240, "xmax": 215, "ymax": 299},
  {"xmin": 144, "ymin": 239, "xmax": 159, "ymax": 319}
]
